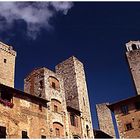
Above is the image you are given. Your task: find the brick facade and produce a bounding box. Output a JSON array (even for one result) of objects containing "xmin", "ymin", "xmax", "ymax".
[
  {"xmin": 109, "ymin": 95, "xmax": 140, "ymax": 138},
  {"xmin": 0, "ymin": 41, "xmax": 94, "ymax": 138}
]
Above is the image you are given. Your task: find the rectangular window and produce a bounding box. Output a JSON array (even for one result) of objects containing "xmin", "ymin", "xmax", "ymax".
[
  {"xmin": 41, "ymin": 135, "xmax": 46, "ymax": 139},
  {"xmin": 52, "ymin": 82, "xmax": 56, "ymax": 89},
  {"xmin": 70, "ymin": 114, "xmax": 78, "ymax": 127},
  {"xmin": 125, "ymin": 123, "xmax": 133, "ymax": 131},
  {"xmin": 135, "ymin": 102, "xmax": 140, "ymax": 110},
  {"xmin": 121, "ymin": 105, "xmax": 129, "ymax": 115},
  {"xmin": 22, "ymin": 131, "xmax": 29, "ymax": 139},
  {"xmin": 39, "ymin": 104, "xmax": 42, "ymax": 111},
  {"xmin": 54, "ymin": 105, "xmax": 58, "ymax": 112},
  {"xmin": 55, "ymin": 128, "xmax": 60, "ymax": 137},
  {"xmin": 0, "ymin": 126, "xmax": 6, "ymax": 138},
  {"xmin": 39, "ymin": 80, "xmax": 44, "ymax": 89},
  {"xmin": 4, "ymin": 59, "xmax": 6, "ymax": 63}
]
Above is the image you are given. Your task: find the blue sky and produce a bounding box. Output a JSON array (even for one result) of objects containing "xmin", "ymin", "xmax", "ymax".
[{"xmin": 0, "ymin": 2, "xmax": 139, "ymax": 134}]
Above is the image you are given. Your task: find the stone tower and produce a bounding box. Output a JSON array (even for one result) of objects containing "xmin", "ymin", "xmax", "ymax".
[
  {"xmin": 24, "ymin": 67, "xmax": 69, "ymax": 138},
  {"xmin": 96, "ymin": 103, "xmax": 116, "ymax": 138},
  {"xmin": 55, "ymin": 56, "xmax": 94, "ymax": 138},
  {"xmin": 126, "ymin": 41, "xmax": 140, "ymax": 95},
  {"xmin": 0, "ymin": 41, "xmax": 16, "ymax": 87}
]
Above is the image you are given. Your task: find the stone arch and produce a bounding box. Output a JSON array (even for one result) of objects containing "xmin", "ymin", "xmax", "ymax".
[
  {"xmin": 73, "ymin": 134, "xmax": 81, "ymax": 139},
  {"xmin": 53, "ymin": 122, "xmax": 64, "ymax": 138},
  {"xmin": 48, "ymin": 76, "xmax": 60, "ymax": 91},
  {"xmin": 51, "ymin": 99, "xmax": 62, "ymax": 113}
]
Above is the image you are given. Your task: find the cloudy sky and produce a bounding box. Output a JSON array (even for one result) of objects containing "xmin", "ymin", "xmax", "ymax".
[{"xmin": 0, "ymin": 2, "xmax": 139, "ymax": 136}]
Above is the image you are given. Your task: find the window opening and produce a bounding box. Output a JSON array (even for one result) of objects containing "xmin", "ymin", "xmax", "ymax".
[
  {"xmin": 126, "ymin": 123, "xmax": 133, "ymax": 131},
  {"xmin": 39, "ymin": 80, "xmax": 44, "ymax": 89},
  {"xmin": 52, "ymin": 82, "xmax": 56, "ymax": 89},
  {"xmin": 132, "ymin": 44, "xmax": 137, "ymax": 50},
  {"xmin": 121, "ymin": 105, "xmax": 128, "ymax": 115},
  {"xmin": 54, "ymin": 105, "xmax": 58, "ymax": 112},
  {"xmin": 0, "ymin": 126, "xmax": 6, "ymax": 138},
  {"xmin": 55, "ymin": 128, "xmax": 60, "ymax": 137},
  {"xmin": 135, "ymin": 102, "xmax": 140, "ymax": 110},
  {"xmin": 4, "ymin": 59, "xmax": 7, "ymax": 63},
  {"xmin": 70, "ymin": 114, "xmax": 77, "ymax": 126},
  {"xmin": 22, "ymin": 131, "xmax": 29, "ymax": 139},
  {"xmin": 86, "ymin": 125, "xmax": 89, "ymax": 137},
  {"xmin": 39, "ymin": 104, "xmax": 42, "ymax": 111},
  {"xmin": 41, "ymin": 135, "xmax": 46, "ymax": 139}
]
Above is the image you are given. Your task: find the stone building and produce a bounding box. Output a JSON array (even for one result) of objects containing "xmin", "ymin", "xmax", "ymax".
[
  {"xmin": 126, "ymin": 41, "xmax": 140, "ymax": 95},
  {"xmin": 107, "ymin": 41, "xmax": 140, "ymax": 138},
  {"xmin": 0, "ymin": 41, "xmax": 94, "ymax": 138},
  {"xmin": 96, "ymin": 103, "xmax": 116, "ymax": 138},
  {"xmin": 108, "ymin": 94, "xmax": 140, "ymax": 138}
]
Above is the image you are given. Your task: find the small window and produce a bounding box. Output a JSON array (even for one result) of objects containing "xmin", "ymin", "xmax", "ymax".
[
  {"xmin": 55, "ymin": 128, "xmax": 60, "ymax": 137},
  {"xmin": 70, "ymin": 114, "xmax": 77, "ymax": 127},
  {"xmin": 125, "ymin": 123, "xmax": 133, "ymax": 131},
  {"xmin": 52, "ymin": 82, "xmax": 56, "ymax": 89},
  {"xmin": 41, "ymin": 135, "xmax": 46, "ymax": 139},
  {"xmin": 135, "ymin": 102, "xmax": 140, "ymax": 110},
  {"xmin": 4, "ymin": 59, "xmax": 6, "ymax": 63},
  {"xmin": 0, "ymin": 126, "xmax": 6, "ymax": 138},
  {"xmin": 22, "ymin": 131, "xmax": 29, "ymax": 139},
  {"xmin": 83, "ymin": 97, "xmax": 85, "ymax": 106},
  {"xmin": 121, "ymin": 105, "xmax": 129, "ymax": 115},
  {"xmin": 39, "ymin": 104, "xmax": 42, "ymax": 111},
  {"xmin": 54, "ymin": 105, "xmax": 58, "ymax": 112},
  {"xmin": 39, "ymin": 80, "xmax": 44, "ymax": 89},
  {"xmin": 132, "ymin": 44, "xmax": 137, "ymax": 50},
  {"xmin": 86, "ymin": 125, "xmax": 89, "ymax": 137}
]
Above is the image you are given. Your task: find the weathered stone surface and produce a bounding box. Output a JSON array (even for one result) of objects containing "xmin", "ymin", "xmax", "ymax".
[
  {"xmin": 96, "ymin": 103, "xmax": 116, "ymax": 138},
  {"xmin": 0, "ymin": 42, "xmax": 16, "ymax": 87}
]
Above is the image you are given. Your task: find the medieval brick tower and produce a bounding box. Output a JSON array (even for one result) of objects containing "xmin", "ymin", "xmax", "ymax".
[
  {"xmin": 55, "ymin": 56, "xmax": 94, "ymax": 138},
  {"xmin": 24, "ymin": 67, "xmax": 69, "ymax": 138},
  {"xmin": 126, "ymin": 41, "xmax": 140, "ymax": 95},
  {"xmin": 0, "ymin": 41, "xmax": 16, "ymax": 87}
]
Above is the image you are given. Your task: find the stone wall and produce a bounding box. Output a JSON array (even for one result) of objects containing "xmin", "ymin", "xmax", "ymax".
[
  {"xmin": 96, "ymin": 103, "xmax": 116, "ymax": 138},
  {"xmin": 126, "ymin": 49, "xmax": 140, "ymax": 95},
  {"xmin": 114, "ymin": 101, "xmax": 140, "ymax": 138},
  {"xmin": 24, "ymin": 67, "xmax": 69, "ymax": 138},
  {"xmin": 56, "ymin": 56, "xmax": 94, "ymax": 138},
  {"xmin": 0, "ymin": 42, "xmax": 16, "ymax": 88},
  {"xmin": 0, "ymin": 87, "xmax": 48, "ymax": 138}
]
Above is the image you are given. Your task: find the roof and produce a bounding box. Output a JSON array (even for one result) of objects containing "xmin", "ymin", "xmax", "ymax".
[
  {"xmin": 0, "ymin": 83, "xmax": 49, "ymax": 105},
  {"xmin": 67, "ymin": 106, "xmax": 81, "ymax": 115},
  {"xmin": 93, "ymin": 129, "xmax": 113, "ymax": 138},
  {"xmin": 108, "ymin": 94, "xmax": 140, "ymax": 111}
]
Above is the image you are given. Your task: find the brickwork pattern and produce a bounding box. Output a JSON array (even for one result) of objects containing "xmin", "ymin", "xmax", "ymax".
[
  {"xmin": 0, "ymin": 91, "xmax": 48, "ymax": 138},
  {"xmin": 114, "ymin": 102, "xmax": 140, "ymax": 138}
]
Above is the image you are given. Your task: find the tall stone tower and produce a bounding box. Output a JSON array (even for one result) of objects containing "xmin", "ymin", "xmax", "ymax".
[
  {"xmin": 24, "ymin": 67, "xmax": 69, "ymax": 138},
  {"xmin": 126, "ymin": 41, "xmax": 140, "ymax": 95},
  {"xmin": 96, "ymin": 103, "xmax": 116, "ymax": 138},
  {"xmin": 55, "ymin": 56, "xmax": 94, "ymax": 138},
  {"xmin": 0, "ymin": 41, "xmax": 16, "ymax": 87}
]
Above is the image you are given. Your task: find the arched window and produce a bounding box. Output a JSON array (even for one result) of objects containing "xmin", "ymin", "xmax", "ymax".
[
  {"xmin": 132, "ymin": 44, "xmax": 137, "ymax": 50},
  {"xmin": 48, "ymin": 76, "xmax": 60, "ymax": 91},
  {"xmin": 73, "ymin": 135, "xmax": 80, "ymax": 139},
  {"xmin": 53, "ymin": 122, "xmax": 64, "ymax": 138},
  {"xmin": 51, "ymin": 99, "xmax": 61, "ymax": 113}
]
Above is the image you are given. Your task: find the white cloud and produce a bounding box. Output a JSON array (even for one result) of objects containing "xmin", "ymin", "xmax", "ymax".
[{"xmin": 0, "ymin": 2, "xmax": 73, "ymax": 39}]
